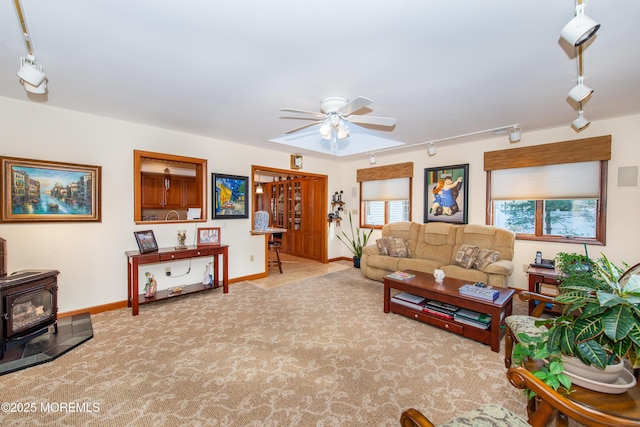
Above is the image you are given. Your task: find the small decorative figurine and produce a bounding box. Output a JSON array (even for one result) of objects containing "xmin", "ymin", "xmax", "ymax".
[
  {"xmin": 144, "ymin": 272, "xmax": 157, "ymax": 298},
  {"xmin": 202, "ymin": 262, "xmax": 213, "ymax": 287},
  {"xmin": 176, "ymin": 229, "xmax": 187, "ymax": 249}
]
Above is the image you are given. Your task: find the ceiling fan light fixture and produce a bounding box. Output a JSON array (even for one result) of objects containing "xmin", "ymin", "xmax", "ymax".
[
  {"xmin": 561, "ymin": 3, "xmax": 600, "ymax": 46},
  {"xmin": 508, "ymin": 125, "xmax": 521, "ymax": 143},
  {"xmin": 319, "ymin": 122, "xmax": 332, "ymax": 140},
  {"xmin": 337, "ymin": 122, "xmax": 350, "ymax": 140},
  {"xmin": 568, "ymin": 76, "xmax": 593, "ymax": 103},
  {"xmin": 427, "ymin": 142, "xmax": 436, "ymax": 156},
  {"xmin": 572, "ymin": 110, "xmax": 590, "ymax": 131}
]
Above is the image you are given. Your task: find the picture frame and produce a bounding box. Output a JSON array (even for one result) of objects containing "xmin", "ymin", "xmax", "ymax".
[
  {"xmin": 0, "ymin": 156, "xmax": 101, "ymax": 223},
  {"xmin": 424, "ymin": 163, "xmax": 469, "ymax": 224},
  {"xmin": 197, "ymin": 227, "xmax": 221, "ymax": 246},
  {"xmin": 212, "ymin": 173, "xmax": 248, "ymax": 219},
  {"xmin": 134, "ymin": 230, "xmax": 159, "ymax": 253}
]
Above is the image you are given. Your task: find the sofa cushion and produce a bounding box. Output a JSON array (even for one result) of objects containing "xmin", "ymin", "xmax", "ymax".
[
  {"xmin": 474, "ymin": 248, "xmax": 500, "ymax": 271},
  {"xmin": 453, "ymin": 244, "xmax": 479, "ymax": 269},
  {"xmin": 365, "ymin": 254, "xmax": 401, "ymax": 271},
  {"xmin": 376, "ymin": 239, "xmax": 390, "ymax": 255},
  {"xmin": 384, "ymin": 237, "xmax": 411, "ymax": 257}
]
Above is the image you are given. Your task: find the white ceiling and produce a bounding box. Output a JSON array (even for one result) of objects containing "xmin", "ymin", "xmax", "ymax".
[{"xmin": 1, "ymin": 1, "xmax": 639, "ymax": 160}]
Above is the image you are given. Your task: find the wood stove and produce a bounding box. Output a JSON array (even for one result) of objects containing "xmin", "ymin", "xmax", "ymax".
[{"xmin": 1, "ymin": 270, "xmax": 59, "ymax": 359}]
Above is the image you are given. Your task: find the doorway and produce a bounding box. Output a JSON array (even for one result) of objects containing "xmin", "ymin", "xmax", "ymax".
[{"xmin": 251, "ymin": 165, "xmax": 328, "ymax": 263}]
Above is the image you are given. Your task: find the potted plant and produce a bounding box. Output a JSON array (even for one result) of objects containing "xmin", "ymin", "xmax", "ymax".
[
  {"xmin": 514, "ymin": 253, "xmax": 640, "ymax": 394},
  {"xmin": 336, "ymin": 211, "xmax": 373, "ymax": 268}
]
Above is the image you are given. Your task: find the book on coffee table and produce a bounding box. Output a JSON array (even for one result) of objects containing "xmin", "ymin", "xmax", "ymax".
[
  {"xmin": 391, "ymin": 294, "xmax": 427, "ymax": 311},
  {"xmin": 393, "ymin": 292, "xmax": 426, "ymax": 305},
  {"xmin": 454, "ymin": 308, "xmax": 492, "ymax": 326},
  {"xmin": 386, "ymin": 271, "xmax": 416, "ymax": 281}
]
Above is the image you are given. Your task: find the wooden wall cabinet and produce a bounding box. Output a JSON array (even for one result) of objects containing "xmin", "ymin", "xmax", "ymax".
[
  {"xmin": 141, "ymin": 173, "xmax": 198, "ymax": 209},
  {"xmin": 263, "ymin": 177, "xmax": 325, "ymax": 261}
]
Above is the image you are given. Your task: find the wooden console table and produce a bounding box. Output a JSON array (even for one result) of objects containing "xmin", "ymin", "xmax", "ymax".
[{"xmin": 125, "ymin": 245, "xmax": 228, "ymax": 316}]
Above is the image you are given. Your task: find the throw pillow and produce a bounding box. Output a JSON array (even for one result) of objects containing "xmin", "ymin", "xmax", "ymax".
[
  {"xmin": 474, "ymin": 248, "xmax": 500, "ymax": 271},
  {"xmin": 385, "ymin": 237, "xmax": 411, "ymax": 258},
  {"xmin": 453, "ymin": 244, "xmax": 480, "ymax": 269},
  {"xmin": 376, "ymin": 238, "xmax": 390, "ymax": 256}
]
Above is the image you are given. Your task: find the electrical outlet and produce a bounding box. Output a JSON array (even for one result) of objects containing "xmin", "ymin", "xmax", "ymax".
[
  {"xmin": 165, "ymin": 267, "xmax": 171, "ymax": 276},
  {"xmin": 250, "ymin": 255, "xmax": 254, "ymax": 262}
]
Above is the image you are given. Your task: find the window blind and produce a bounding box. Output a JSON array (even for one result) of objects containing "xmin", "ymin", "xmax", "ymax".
[
  {"xmin": 491, "ymin": 161, "xmax": 600, "ymax": 200},
  {"xmin": 362, "ymin": 177, "xmax": 410, "ymax": 201}
]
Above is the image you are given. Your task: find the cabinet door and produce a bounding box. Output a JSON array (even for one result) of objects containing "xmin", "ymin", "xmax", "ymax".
[
  {"xmin": 141, "ymin": 174, "xmax": 164, "ymax": 208},
  {"xmin": 182, "ymin": 177, "xmax": 199, "ymax": 208},
  {"xmin": 163, "ymin": 176, "xmax": 184, "ymax": 209}
]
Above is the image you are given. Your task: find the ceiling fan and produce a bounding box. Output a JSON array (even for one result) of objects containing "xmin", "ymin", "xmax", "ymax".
[{"xmin": 279, "ymin": 96, "xmax": 397, "ymax": 140}]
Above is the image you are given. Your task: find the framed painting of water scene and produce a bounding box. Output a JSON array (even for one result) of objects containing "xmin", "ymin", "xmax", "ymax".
[
  {"xmin": 0, "ymin": 156, "xmax": 102, "ymax": 222},
  {"xmin": 212, "ymin": 173, "xmax": 248, "ymax": 219}
]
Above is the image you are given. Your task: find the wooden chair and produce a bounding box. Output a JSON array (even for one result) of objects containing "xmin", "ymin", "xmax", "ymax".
[
  {"xmin": 268, "ymin": 232, "xmax": 283, "ymax": 273},
  {"xmin": 401, "ymin": 366, "xmax": 634, "ymax": 427},
  {"xmin": 504, "ymin": 291, "xmax": 564, "ymax": 368}
]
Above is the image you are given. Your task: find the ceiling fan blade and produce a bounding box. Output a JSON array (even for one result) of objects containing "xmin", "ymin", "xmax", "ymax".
[
  {"xmin": 284, "ymin": 120, "xmax": 323, "ymax": 134},
  {"xmin": 346, "ymin": 115, "xmax": 396, "ymax": 127},
  {"xmin": 280, "ymin": 108, "xmax": 326, "ymax": 119},
  {"xmin": 339, "ymin": 96, "xmax": 373, "ymax": 116}
]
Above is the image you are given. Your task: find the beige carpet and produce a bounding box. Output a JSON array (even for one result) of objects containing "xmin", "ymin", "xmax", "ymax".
[{"xmin": 1, "ymin": 266, "xmax": 534, "ymax": 426}]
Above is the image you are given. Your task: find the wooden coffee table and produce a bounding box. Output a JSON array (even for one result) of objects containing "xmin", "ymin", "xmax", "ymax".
[{"xmin": 384, "ymin": 270, "xmax": 515, "ymax": 353}]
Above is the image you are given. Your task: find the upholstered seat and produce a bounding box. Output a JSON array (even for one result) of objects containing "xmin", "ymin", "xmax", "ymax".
[
  {"xmin": 400, "ymin": 405, "xmax": 529, "ymax": 427},
  {"xmin": 504, "ymin": 292, "xmax": 563, "ymax": 368}
]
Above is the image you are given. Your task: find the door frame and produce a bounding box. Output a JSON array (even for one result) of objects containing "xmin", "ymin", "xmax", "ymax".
[{"xmin": 251, "ymin": 165, "xmax": 328, "ymax": 263}]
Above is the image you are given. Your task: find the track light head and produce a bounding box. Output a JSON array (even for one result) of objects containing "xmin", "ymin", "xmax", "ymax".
[
  {"xmin": 572, "ymin": 110, "xmax": 590, "ymax": 131},
  {"xmin": 17, "ymin": 57, "xmax": 46, "ymax": 86},
  {"xmin": 508, "ymin": 126, "xmax": 521, "ymax": 143},
  {"xmin": 561, "ymin": 3, "xmax": 600, "ymax": 46},
  {"xmin": 568, "ymin": 76, "xmax": 593, "ymax": 103},
  {"xmin": 427, "ymin": 142, "xmax": 436, "ymax": 156}
]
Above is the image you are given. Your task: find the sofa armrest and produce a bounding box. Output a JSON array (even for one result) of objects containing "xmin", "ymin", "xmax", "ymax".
[
  {"xmin": 483, "ymin": 259, "xmax": 514, "ymax": 276},
  {"xmin": 362, "ymin": 245, "xmax": 379, "ymax": 256}
]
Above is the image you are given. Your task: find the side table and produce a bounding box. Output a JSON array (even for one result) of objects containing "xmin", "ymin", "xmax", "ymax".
[{"xmin": 526, "ymin": 266, "xmax": 564, "ymax": 315}]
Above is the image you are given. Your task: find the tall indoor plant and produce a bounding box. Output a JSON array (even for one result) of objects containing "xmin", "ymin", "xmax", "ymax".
[
  {"xmin": 514, "ymin": 253, "xmax": 640, "ymax": 393},
  {"xmin": 336, "ymin": 212, "xmax": 373, "ymax": 268}
]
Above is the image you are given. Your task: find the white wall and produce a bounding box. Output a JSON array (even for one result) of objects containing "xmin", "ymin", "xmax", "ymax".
[
  {"xmin": 0, "ymin": 97, "xmax": 344, "ymax": 312},
  {"xmin": 2, "ymin": 95, "xmax": 638, "ymax": 313},
  {"xmin": 338, "ymin": 114, "xmax": 640, "ymax": 290}
]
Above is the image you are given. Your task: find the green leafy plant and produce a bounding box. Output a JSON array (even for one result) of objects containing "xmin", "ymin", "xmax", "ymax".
[
  {"xmin": 336, "ymin": 211, "xmax": 373, "ymax": 259},
  {"xmin": 547, "ymin": 253, "xmax": 640, "ymax": 369},
  {"xmin": 513, "ymin": 331, "xmax": 571, "ymax": 397},
  {"xmin": 515, "ymin": 253, "xmax": 640, "ymax": 394}
]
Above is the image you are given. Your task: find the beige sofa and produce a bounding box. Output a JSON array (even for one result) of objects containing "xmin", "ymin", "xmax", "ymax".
[{"xmin": 360, "ymin": 222, "xmax": 515, "ymax": 287}]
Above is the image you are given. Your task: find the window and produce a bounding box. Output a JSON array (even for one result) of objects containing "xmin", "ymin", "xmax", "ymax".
[
  {"xmin": 485, "ymin": 136, "xmax": 610, "ymax": 245},
  {"xmin": 364, "ymin": 200, "xmax": 410, "ymax": 226},
  {"xmin": 357, "ymin": 163, "xmax": 413, "ymax": 228},
  {"xmin": 134, "ymin": 150, "xmax": 207, "ymax": 223}
]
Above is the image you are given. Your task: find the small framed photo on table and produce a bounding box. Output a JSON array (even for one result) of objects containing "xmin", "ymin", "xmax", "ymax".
[
  {"xmin": 134, "ymin": 230, "xmax": 158, "ymax": 253},
  {"xmin": 197, "ymin": 227, "xmax": 221, "ymax": 246}
]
